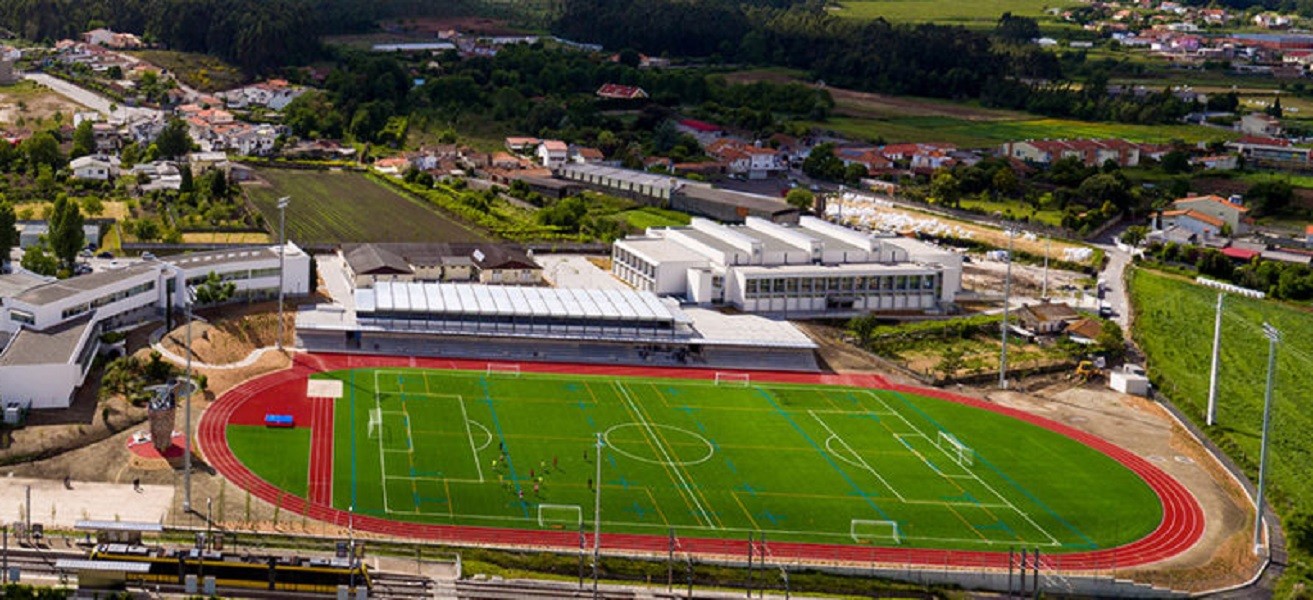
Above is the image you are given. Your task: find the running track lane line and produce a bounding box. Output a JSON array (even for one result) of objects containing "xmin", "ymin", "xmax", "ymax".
[
  {"xmin": 307, "ymin": 396, "xmax": 334, "ymax": 506},
  {"xmin": 197, "ymin": 353, "xmax": 1205, "ymax": 571}
]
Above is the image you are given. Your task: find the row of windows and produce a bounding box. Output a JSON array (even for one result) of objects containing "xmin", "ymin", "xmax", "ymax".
[
  {"xmin": 61, "ymin": 280, "xmax": 157, "ymax": 320},
  {"xmin": 613, "ymin": 250, "xmax": 656, "ymax": 279},
  {"xmin": 10, "ymin": 309, "xmax": 33, "ymax": 325},
  {"xmin": 186, "ymin": 267, "xmax": 280, "ymax": 287},
  {"xmin": 742, "ymin": 274, "xmax": 936, "ymax": 298}
]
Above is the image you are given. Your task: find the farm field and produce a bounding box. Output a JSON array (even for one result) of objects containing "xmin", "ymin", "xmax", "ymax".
[
  {"xmin": 1129, "ymin": 268, "xmax": 1313, "ymax": 515},
  {"xmin": 243, "ymin": 169, "xmax": 489, "ymax": 245},
  {"xmin": 810, "ymin": 116, "xmax": 1239, "ymax": 148},
  {"xmin": 832, "ymin": 0, "xmax": 1080, "ymax": 26},
  {"xmin": 228, "ymin": 367, "xmax": 1164, "ymax": 552}
]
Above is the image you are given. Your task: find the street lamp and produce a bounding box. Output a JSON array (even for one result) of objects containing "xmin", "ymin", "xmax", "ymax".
[
  {"xmin": 999, "ymin": 227, "xmax": 1017, "ymax": 389},
  {"xmin": 593, "ymin": 432, "xmax": 603, "ymax": 598},
  {"xmin": 182, "ymin": 287, "xmax": 194, "ymax": 513},
  {"xmin": 276, "ymin": 196, "xmax": 289, "ymax": 351},
  {"xmin": 1254, "ymin": 322, "xmax": 1280, "ymax": 555}
]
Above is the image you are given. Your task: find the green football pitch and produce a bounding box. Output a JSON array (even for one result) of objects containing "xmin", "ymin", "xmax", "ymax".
[{"xmin": 232, "ymin": 368, "xmax": 1163, "ymax": 551}]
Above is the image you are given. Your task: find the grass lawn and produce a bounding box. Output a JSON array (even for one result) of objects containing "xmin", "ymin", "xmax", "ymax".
[
  {"xmin": 243, "ymin": 168, "xmax": 489, "ymax": 245},
  {"xmin": 959, "ymin": 197, "xmax": 1065, "ymax": 227},
  {"xmin": 1129, "ymin": 268, "xmax": 1313, "ymax": 515},
  {"xmin": 228, "ymin": 425, "xmax": 311, "ymax": 498},
  {"xmin": 809, "ymin": 116, "xmax": 1237, "ymax": 147},
  {"xmin": 613, "ymin": 206, "xmax": 691, "ymax": 230},
  {"xmin": 251, "ymin": 368, "xmax": 1171, "ymax": 551},
  {"xmin": 833, "ymin": 0, "xmax": 1080, "ymax": 26}
]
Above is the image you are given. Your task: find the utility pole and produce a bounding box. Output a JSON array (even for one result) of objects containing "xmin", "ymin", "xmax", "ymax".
[
  {"xmin": 183, "ymin": 293, "xmax": 193, "ymax": 513},
  {"xmin": 275, "ymin": 196, "xmax": 289, "ymax": 351},
  {"xmin": 1255, "ymin": 323, "xmax": 1281, "ymax": 554},
  {"xmin": 746, "ymin": 532, "xmax": 754, "ymax": 598},
  {"xmin": 999, "ymin": 227, "xmax": 1016, "ymax": 389},
  {"xmin": 667, "ymin": 529, "xmax": 675, "ymax": 593},
  {"xmin": 1206, "ymin": 293, "xmax": 1224, "ymax": 426},
  {"xmin": 1042, "ymin": 236, "xmax": 1050, "ymax": 300},
  {"xmin": 593, "ymin": 432, "xmax": 602, "ymax": 598}
]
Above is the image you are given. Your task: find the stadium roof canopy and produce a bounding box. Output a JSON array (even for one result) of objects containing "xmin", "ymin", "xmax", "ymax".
[{"xmin": 355, "ymin": 282, "xmax": 689, "ymax": 324}]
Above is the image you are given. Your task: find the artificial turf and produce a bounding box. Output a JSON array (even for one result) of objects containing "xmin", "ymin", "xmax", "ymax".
[
  {"xmin": 227, "ymin": 425, "xmax": 312, "ymax": 498},
  {"xmin": 241, "ymin": 368, "xmax": 1162, "ymax": 552}
]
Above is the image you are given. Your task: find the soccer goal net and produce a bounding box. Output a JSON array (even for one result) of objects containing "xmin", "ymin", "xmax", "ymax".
[
  {"xmin": 936, "ymin": 431, "xmax": 974, "ymax": 467},
  {"xmin": 714, "ymin": 372, "xmax": 750, "ymax": 387},
  {"xmin": 537, "ymin": 504, "xmax": 583, "ymax": 529},
  {"xmin": 850, "ymin": 519, "xmax": 901, "ymax": 545},
  {"xmin": 486, "ymin": 363, "xmax": 522, "ymax": 377},
  {"xmin": 367, "ymin": 408, "xmax": 383, "ymax": 439}
]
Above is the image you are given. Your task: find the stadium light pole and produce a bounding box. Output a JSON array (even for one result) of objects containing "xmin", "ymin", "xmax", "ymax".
[
  {"xmin": 1254, "ymin": 322, "xmax": 1280, "ymax": 555},
  {"xmin": 593, "ymin": 432, "xmax": 603, "ymax": 598},
  {"xmin": 1206, "ymin": 293, "xmax": 1224, "ymax": 426},
  {"xmin": 183, "ymin": 288, "xmax": 194, "ymax": 513},
  {"xmin": 999, "ymin": 227, "xmax": 1017, "ymax": 389},
  {"xmin": 276, "ymin": 196, "xmax": 289, "ymax": 351}
]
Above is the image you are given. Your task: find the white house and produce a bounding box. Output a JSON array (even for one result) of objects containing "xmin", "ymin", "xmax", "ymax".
[
  {"xmin": 536, "ymin": 140, "xmax": 569, "ymax": 168},
  {"xmin": 69, "ymin": 155, "xmax": 121, "ymax": 181}
]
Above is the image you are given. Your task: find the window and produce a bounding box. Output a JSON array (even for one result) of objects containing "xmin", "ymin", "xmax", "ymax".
[
  {"xmin": 800, "ymin": 278, "xmax": 812, "ymax": 293},
  {"xmin": 785, "ymin": 278, "xmax": 798, "ymax": 294},
  {"xmin": 746, "ymin": 279, "xmax": 758, "ymax": 296},
  {"xmin": 772, "ymin": 279, "xmax": 785, "ymax": 293},
  {"xmin": 10, "ymin": 309, "xmax": 34, "ymax": 325}
]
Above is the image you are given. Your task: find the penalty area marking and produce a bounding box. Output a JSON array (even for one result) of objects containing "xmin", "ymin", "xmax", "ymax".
[
  {"xmin": 468, "ymin": 420, "xmax": 493, "ymax": 452},
  {"xmin": 603, "ymin": 423, "xmax": 715, "ymax": 467}
]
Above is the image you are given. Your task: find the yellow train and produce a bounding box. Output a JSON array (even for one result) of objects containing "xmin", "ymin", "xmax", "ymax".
[{"xmin": 90, "ymin": 543, "xmax": 371, "ymax": 595}]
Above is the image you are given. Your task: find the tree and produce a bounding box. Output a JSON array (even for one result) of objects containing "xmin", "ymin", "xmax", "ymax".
[
  {"xmin": 848, "ymin": 314, "xmax": 878, "ymax": 347},
  {"xmin": 930, "ymin": 171, "xmax": 962, "ymax": 208},
  {"xmin": 1096, "ymin": 319, "xmax": 1125, "ymax": 360},
  {"xmin": 133, "ymin": 219, "xmax": 160, "ymax": 242},
  {"xmin": 20, "ymin": 243, "xmax": 57, "ymax": 276},
  {"xmin": 802, "ymin": 143, "xmax": 844, "ymax": 181},
  {"xmin": 79, "ymin": 196, "xmax": 104, "ymax": 217},
  {"xmin": 936, "ymin": 345, "xmax": 966, "ymax": 381},
  {"xmin": 193, "ymin": 271, "xmax": 237, "ymax": 305},
  {"xmin": 785, "ymin": 188, "xmax": 815, "ymax": 211},
  {"xmin": 1247, "ymin": 180, "xmax": 1293, "ymax": 216},
  {"xmin": 20, "ymin": 131, "xmax": 62, "ymax": 172},
  {"xmin": 155, "ymin": 118, "xmax": 193, "ymax": 158},
  {"xmin": 1160, "ymin": 149, "xmax": 1191, "ymax": 175},
  {"xmin": 994, "ymin": 13, "xmax": 1040, "ymax": 44},
  {"xmin": 0, "ymin": 202, "xmax": 15, "ymax": 267},
  {"xmin": 1119, "ymin": 225, "xmax": 1148, "ymax": 247},
  {"xmin": 47, "ymin": 195, "xmax": 85, "ymax": 271},
  {"xmin": 1266, "ymin": 95, "xmax": 1283, "ymax": 119},
  {"xmin": 1287, "ymin": 512, "xmax": 1313, "ymax": 555},
  {"xmin": 71, "ymin": 120, "xmax": 95, "ymax": 158}
]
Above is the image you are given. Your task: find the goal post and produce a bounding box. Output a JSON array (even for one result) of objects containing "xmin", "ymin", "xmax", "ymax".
[
  {"xmin": 537, "ymin": 504, "xmax": 583, "ymax": 529},
  {"xmin": 936, "ymin": 431, "xmax": 974, "ymax": 467},
  {"xmin": 714, "ymin": 372, "xmax": 750, "ymax": 387},
  {"xmin": 367, "ymin": 408, "xmax": 383, "ymax": 439},
  {"xmin": 486, "ymin": 363, "xmax": 522, "ymax": 377},
  {"xmin": 850, "ymin": 519, "xmax": 901, "ymax": 545}
]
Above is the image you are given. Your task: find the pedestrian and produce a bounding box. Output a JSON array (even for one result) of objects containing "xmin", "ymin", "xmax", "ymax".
[
  {"xmin": 133, "ymin": 478, "xmax": 141, "ymax": 492},
  {"xmin": 533, "ymin": 483, "xmax": 540, "ymax": 495},
  {"xmin": 553, "ymin": 456, "xmax": 558, "ymax": 469},
  {"xmin": 529, "ymin": 468, "xmax": 534, "ymax": 479},
  {"xmin": 518, "ymin": 489, "xmax": 524, "ymax": 500},
  {"xmin": 63, "ymin": 475, "xmax": 72, "ymax": 490},
  {"xmin": 587, "ymin": 477, "xmax": 593, "ymax": 490},
  {"xmin": 499, "ymin": 441, "xmax": 504, "ymax": 452}
]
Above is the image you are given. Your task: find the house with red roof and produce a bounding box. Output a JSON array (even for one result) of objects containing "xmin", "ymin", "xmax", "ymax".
[
  {"xmin": 1000, "ymin": 139, "xmax": 1141, "ymax": 168},
  {"xmin": 1161, "ymin": 208, "xmax": 1225, "ymax": 238},
  {"xmin": 1171, "ymin": 194, "xmax": 1249, "ymax": 234},
  {"xmin": 536, "ymin": 140, "xmax": 569, "ymax": 168},
  {"xmin": 1305, "ymin": 224, "xmax": 1313, "ymax": 247},
  {"xmin": 706, "ymin": 139, "xmax": 782, "ymax": 179},
  {"xmin": 596, "ymin": 84, "xmax": 649, "ymax": 100}
]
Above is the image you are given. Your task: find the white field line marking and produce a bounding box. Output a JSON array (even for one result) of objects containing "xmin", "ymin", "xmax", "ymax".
[
  {"xmin": 613, "ymin": 381, "xmax": 716, "ymax": 529},
  {"xmin": 867, "ymin": 391, "xmax": 1060, "ymax": 546},
  {"xmin": 809, "ymin": 410, "xmax": 906, "ymax": 502}
]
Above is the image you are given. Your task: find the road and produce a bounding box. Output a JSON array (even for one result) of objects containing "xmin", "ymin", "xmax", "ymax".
[
  {"xmin": 23, "ymin": 72, "xmax": 162, "ymax": 122},
  {"xmin": 1090, "ymin": 225, "xmax": 1133, "ymax": 331}
]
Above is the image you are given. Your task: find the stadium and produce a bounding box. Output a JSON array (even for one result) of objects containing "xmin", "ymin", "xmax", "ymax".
[{"xmin": 198, "ymin": 353, "xmax": 1203, "ymax": 570}]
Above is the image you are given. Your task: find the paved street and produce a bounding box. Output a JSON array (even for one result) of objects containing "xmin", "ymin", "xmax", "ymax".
[{"xmin": 24, "ymin": 72, "xmax": 162, "ymax": 122}]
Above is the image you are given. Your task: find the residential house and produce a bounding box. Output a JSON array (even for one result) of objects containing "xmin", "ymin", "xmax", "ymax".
[
  {"xmin": 1160, "ymin": 208, "xmax": 1225, "ymax": 238},
  {"xmin": 1064, "ymin": 318, "xmax": 1104, "ymax": 345},
  {"xmin": 218, "ymin": 79, "xmax": 306, "ymax": 111},
  {"xmin": 1016, "ymin": 302, "xmax": 1080, "ymax": 334},
  {"xmin": 340, "ymin": 243, "xmax": 542, "ymax": 288},
  {"xmin": 706, "ymin": 139, "xmax": 783, "ymax": 179},
  {"xmin": 836, "ymin": 147, "xmax": 894, "ymax": 174},
  {"xmin": 133, "ymin": 161, "xmax": 183, "ymax": 192},
  {"xmin": 372, "ymin": 156, "xmax": 412, "ymax": 177},
  {"xmin": 536, "ymin": 140, "xmax": 569, "ymax": 168},
  {"xmin": 1171, "ymin": 194, "xmax": 1249, "ymax": 234},
  {"xmin": 1254, "ymin": 13, "xmax": 1294, "ymax": 29},
  {"xmin": 1237, "ymin": 112, "xmax": 1283, "ymax": 137},
  {"xmin": 69, "ymin": 155, "xmax": 120, "ymax": 181},
  {"xmin": 1000, "ymin": 139, "xmax": 1141, "ymax": 168},
  {"xmin": 1306, "ymin": 224, "xmax": 1313, "ymax": 248},
  {"xmin": 1190, "ymin": 155, "xmax": 1239, "ymax": 170},
  {"xmin": 570, "ymin": 146, "xmax": 605, "ymax": 164},
  {"xmin": 91, "ymin": 122, "xmax": 120, "ymax": 153},
  {"xmin": 676, "ymin": 119, "xmax": 723, "ymax": 145},
  {"xmin": 504, "ymin": 137, "xmax": 541, "ymax": 153},
  {"xmin": 82, "ymin": 28, "xmax": 143, "ymax": 49},
  {"xmin": 595, "ymin": 84, "xmax": 648, "ymax": 100}
]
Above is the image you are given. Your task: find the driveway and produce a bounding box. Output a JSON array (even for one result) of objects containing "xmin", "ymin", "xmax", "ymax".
[
  {"xmin": 1089, "ymin": 225, "xmax": 1133, "ymax": 331},
  {"xmin": 24, "ymin": 72, "xmax": 163, "ymax": 122}
]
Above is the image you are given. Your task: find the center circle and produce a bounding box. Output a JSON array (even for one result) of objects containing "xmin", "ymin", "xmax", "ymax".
[{"xmin": 603, "ymin": 423, "xmax": 715, "ymax": 467}]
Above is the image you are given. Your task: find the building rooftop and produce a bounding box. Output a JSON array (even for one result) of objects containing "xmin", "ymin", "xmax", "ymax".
[
  {"xmin": 166, "ymin": 245, "xmax": 288, "ymax": 271},
  {"xmin": 682, "ymin": 307, "xmax": 816, "ymax": 349},
  {"xmin": 0, "ymin": 271, "xmax": 49, "ymax": 299},
  {"xmin": 357, "ymin": 281, "xmax": 687, "ymax": 323},
  {"xmin": 0, "ymin": 314, "xmax": 94, "ymax": 366},
  {"xmin": 619, "ymin": 237, "xmax": 709, "ymax": 264},
  {"xmin": 678, "ymin": 185, "xmax": 796, "ymax": 216},
  {"xmin": 557, "ymin": 163, "xmax": 676, "ymax": 191},
  {"xmin": 14, "ymin": 263, "xmax": 160, "ymax": 307}
]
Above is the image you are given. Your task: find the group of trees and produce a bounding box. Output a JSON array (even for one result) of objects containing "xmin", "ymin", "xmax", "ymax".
[
  {"xmin": 1145, "ymin": 241, "xmax": 1313, "ymax": 301},
  {"xmin": 19, "ymin": 194, "xmax": 83, "ymax": 277}
]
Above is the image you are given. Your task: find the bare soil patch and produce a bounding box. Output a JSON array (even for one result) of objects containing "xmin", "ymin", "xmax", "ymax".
[
  {"xmin": 724, "ymin": 69, "xmax": 1024, "ymax": 121},
  {"xmin": 160, "ymin": 304, "xmax": 294, "ymax": 365}
]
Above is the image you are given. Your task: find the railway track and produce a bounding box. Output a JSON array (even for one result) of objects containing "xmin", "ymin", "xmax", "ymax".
[{"xmin": 370, "ymin": 571, "xmax": 436, "ymax": 599}]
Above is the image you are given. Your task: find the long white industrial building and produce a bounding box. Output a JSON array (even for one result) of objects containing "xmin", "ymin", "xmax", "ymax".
[
  {"xmin": 611, "ymin": 216, "xmax": 963, "ymax": 315},
  {"xmin": 0, "ymin": 243, "xmax": 311, "ymax": 408}
]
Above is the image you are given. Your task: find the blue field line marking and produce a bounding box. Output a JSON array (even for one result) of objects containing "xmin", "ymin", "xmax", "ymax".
[
  {"xmin": 888, "ymin": 391, "xmax": 1097, "ymax": 548},
  {"xmin": 694, "ymin": 421, "xmax": 706, "ymax": 433},
  {"xmin": 479, "ymin": 377, "xmax": 529, "ymax": 517},
  {"xmin": 757, "ymin": 510, "xmax": 785, "ymax": 526},
  {"xmin": 607, "ymin": 454, "xmax": 617, "ymax": 468},
  {"xmin": 609, "ymin": 476, "xmax": 635, "ymax": 490},
  {"xmin": 586, "ymin": 415, "xmax": 596, "ymax": 428},
  {"xmin": 753, "ymin": 389, "xmax": 890, "ymax": 520},
  {"xmin": 412, "ymin": 491, "xmax": 420, "ymax": 507},
  {"xmin": 724, "ymin": 459, "xmax": 738, "ymax": 474},
  {"xmin": 975, "ymin": 520, "xmax": 1018, "ymax": 537},
  {"xmin": 574, "ymin": 400, "xmax": 590, "ymax": 411},
  {"xmin": 624, "ymin": 502, "xmax": 649, "ymax": 520},
  {"xmin": 410, "ymin": 467, "xmax": 416, "ymax": 477},
  {"xmin": 350, "ymin": 370, "xmax": 358, "ymax": 510},
  {"xmin": 942, "ymin": 491, "xmax": 980, "ymax": 505},
  {"xmin": 735, "ymin": 483, "xmax": 757, "ymax": 497},
  {"xmin": 418, "ymin": 495, "xmax": 448, "ymax": 505}
]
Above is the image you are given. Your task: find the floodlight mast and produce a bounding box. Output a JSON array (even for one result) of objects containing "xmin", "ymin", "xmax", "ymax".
[
  {"xmin": 276, "ymin": 196, "xmax": 289, "ymax": 351},
  {"xmin": 999, "ymin": 227, "xmax": 1017, "ymax": 389},
  {"xmin": 1254, "ymin": 323, "xmax": 1280, "ymax": 555}
]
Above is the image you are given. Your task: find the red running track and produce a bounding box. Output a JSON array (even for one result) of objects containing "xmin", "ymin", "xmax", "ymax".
[
  {"xmin": 307, "ymin": 395, "xmax": 334, "ymax": 507},
  {"xmin": 197, "ymin": 353, "xmax": 1205, "ymax": 571}
]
